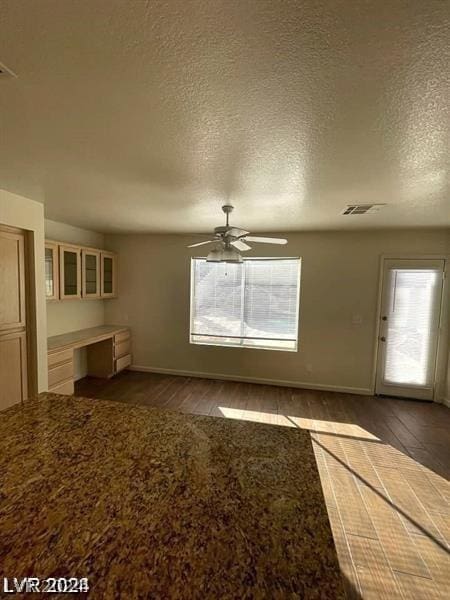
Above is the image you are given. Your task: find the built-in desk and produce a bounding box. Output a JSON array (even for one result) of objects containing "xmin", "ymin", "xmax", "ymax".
[{"xmin": 47, "ymin": 325, "xmax": 131, "ymax": 394}]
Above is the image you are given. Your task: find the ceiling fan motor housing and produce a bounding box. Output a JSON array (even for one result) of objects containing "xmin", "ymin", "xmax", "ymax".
[{"xmin": 214, "ymin": 225, "xmax": 228, "ymax": 234}]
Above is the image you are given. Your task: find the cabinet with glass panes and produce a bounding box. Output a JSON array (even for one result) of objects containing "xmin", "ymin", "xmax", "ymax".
[
  {"xmin": 100, "ymin": 251, "xmax": 117, "ymax": 298},
  {"xmin": 45, "ymin": 241, "xmax": 117, "ymax": 300},
  {"xmin": 59, "ymin": 245, "xmax": 81, "ymax": 299},
  {"xmin": 82, "ymin": 249, "xmax": 100, "ymax": 298},
  {"xmin": 45, "ymin": 241, "xmax": 59, "ymax": 300}
]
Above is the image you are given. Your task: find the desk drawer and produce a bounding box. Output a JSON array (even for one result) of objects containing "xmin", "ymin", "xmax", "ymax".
[
  {"xmin": 49, "ymin": 379, "xmax": 74, "ymax": 395},
  {"xmin": 48, "ymin": 361, "xmax": 74, "ymax": 388},
  {"xmin": 115, "ymin": 353, "xmax": 131, "ymax": 373},
  {"xmin": 114, "ymin": 338, "xmax": 131, "ymax": 359},
  {"xmin": 48, "ymin": 348, "xmax": 73, "ymax": 369},
  {"xmin": 114, "ymin": 330, "xmax": 130, "ymax": 344}
]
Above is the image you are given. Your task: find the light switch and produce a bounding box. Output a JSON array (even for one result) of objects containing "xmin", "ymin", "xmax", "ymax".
[{"xmin": 351, "ymin": 314, "xmax": 363, "ymax": 325}]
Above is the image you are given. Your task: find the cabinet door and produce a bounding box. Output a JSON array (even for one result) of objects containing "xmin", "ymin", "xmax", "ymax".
[
  {"xmin": 82, "ymin": 249, "xmax": 100, "ymax": 298},
  {"xmin": 59, "ymin": 245, "xmax": 81, "ymax": 299},
  {"xmin": 0, "ymin": 228, "xmax": 26, "ymax": 332},
  {"xmin": 45, "ymin": 241, "xmax": 59, "ymax": 300},
  {"xmin": 0, "ymin": 227, "xmax": 28, "ymax": 408},
  {"xmin": 100, "ymin": 252, "xmax": 117, "ymax": 298},
  {"xmin": 0, "ymin": 330, "xmax": 27, "ymax": 410}
]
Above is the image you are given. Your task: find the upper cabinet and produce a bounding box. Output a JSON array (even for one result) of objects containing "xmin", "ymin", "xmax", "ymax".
[
  {"xmin": 45, "ymin": 241, "xmax": 59, "ymax": 300},
  {"xmin": 100, "ymin": 251, "xmax": 117, "ymax": 298},
  {"xmin": 59, "ymin": 244, "xmax": 81, "ymax": 299},
  {"xmin": 82, "ymin": 249, "xmax": 100, "ymax": 298},
  {"xmin": 45, "ymin": 240, "xmax": 117, "ymax": 301}
]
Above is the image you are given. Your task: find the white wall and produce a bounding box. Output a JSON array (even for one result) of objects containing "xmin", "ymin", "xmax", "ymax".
[
  {"xmin": 0, "ymin": 189, "xmax": 47, "ymax": 392},
  {"xmin": 45, "ymin": 219, "xmax": 105, "ymax": 380},
  {"xmin": 104, "ymin": 229, "xmax": 450, "ymax": 398}
]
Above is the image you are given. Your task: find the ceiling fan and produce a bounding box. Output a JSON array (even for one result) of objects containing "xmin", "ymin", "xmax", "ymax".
[{"xmin": 187, "ymin": 205, "xmax": 287, "ymax": 263}]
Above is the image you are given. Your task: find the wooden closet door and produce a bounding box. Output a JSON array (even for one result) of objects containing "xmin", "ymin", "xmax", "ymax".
[
  {"xmin": 0, "ymin": 228, "xmax": 26, "ymax": 331},
  {"xmin": 0, "ymin": 227, "xmax": 28, "ymax": 410},
  {"xmin": 0, "ymin": 330, "xmax": 27, "ymax": 409}
]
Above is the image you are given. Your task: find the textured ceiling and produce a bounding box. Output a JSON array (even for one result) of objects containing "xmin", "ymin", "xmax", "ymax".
[{"xmin": 0, "ymin": 0, "xmax": 449, "ymax": 233}]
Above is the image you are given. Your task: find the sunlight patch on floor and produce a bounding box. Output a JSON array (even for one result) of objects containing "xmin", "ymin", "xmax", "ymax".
[
  {"xmin": 217, "ymin": 401, "xmax": 450, "ymax": 589},
  {"xmin": 217, "ymin": 406, "xmax": 292, "ymax": 426},
  {"xmin": 217, "ymin": 407, "xmax": 379, "ymax": 440}
]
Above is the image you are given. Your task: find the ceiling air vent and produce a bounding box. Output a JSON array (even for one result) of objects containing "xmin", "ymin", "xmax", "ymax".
[
  {"xmin": 0, "ymin": 61, "xmax": 18, "ymax": 79},
  {"xmin": 342, "ymin": 204, "xmax": 385, "ymax": 215}
]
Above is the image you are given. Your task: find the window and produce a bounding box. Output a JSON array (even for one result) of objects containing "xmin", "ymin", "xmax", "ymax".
[{"xmin": 190, "ymin": 258, "xmax": 301, "ymax": 351}]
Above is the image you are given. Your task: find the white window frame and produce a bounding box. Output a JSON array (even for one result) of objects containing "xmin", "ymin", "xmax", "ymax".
[{"xmin": 189, "ymin": 257, "xmax": 301, "ymax": 352}]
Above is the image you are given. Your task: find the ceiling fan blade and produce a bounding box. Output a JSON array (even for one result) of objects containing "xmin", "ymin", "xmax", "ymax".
[
  {"xmin": 224, "ymin": 227, "xmax": 250, "ymax": 238},
  {"xmin": 231, "ymin": 239, "xmax": 252, "ymax": 251},
  {"xmin": 187, "ymin": 240, "xmax": 216, "ymax": 248},
  {"xmin": 243, "ymin": 236, "xmax": 288, "ymax": 245}
]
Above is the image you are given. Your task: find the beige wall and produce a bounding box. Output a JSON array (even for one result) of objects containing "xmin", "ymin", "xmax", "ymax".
[
  {"xmin": 446, "ymin": 337, "xmax": 450, "ymax": 406},
  {"xmin": 45, "ymin": 219, "xmax": 105, "ymax": 379},
  {"xmin": 105, "ymin": 229, "xmax": 450, "ymax": 397},
  {"xmin": 0, "ymin": 189, "xmax": 47, "ymax": 392},
  {"xmin": 446, "ymin": 358, "xmax": 450, "ymax": 405}
]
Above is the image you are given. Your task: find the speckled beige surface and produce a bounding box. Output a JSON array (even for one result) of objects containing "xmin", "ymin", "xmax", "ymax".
[{"xmin": 0, "ymin": 394, "xmax": 344, "ymax": 599}]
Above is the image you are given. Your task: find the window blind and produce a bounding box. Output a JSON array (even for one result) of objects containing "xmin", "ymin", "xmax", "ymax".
[
  {"xmin": 384, "ymin": 269, "xmax": 440, "ymax": 386},
  {"xmin": 190, "ymin": 258, "xmax": 300, "ymax": 351}
]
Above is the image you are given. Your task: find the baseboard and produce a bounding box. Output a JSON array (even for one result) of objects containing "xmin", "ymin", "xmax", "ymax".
[
  {"xmin": 73, "ymin": 370, "xmax": 88, "ymax": 382},
  {"xmin": 441, "ymin": 396, "xmax": 450, "ymax": 408},
  {"xmin": 129, "ymin": 364, "xmax": 373, "ymax": 396}
]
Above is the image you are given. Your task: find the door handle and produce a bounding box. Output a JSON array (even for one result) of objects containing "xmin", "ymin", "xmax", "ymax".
[{"xmin": 380, "ymin": 336, "xmax": 386, "ymax": 342}]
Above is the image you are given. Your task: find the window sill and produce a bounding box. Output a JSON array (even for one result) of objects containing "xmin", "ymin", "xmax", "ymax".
[{"xmin": 190, "ymin": 339, "xmax": 298, "ymax": 353}]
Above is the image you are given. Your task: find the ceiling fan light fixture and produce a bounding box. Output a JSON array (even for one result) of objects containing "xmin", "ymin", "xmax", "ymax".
[
  {"xmin": 206, "ymin": 247, "xmax": 223, "ymax": 262},
  {"xmin": 220, "ymin": 247, "xmax": 243, "ymax": 263}
]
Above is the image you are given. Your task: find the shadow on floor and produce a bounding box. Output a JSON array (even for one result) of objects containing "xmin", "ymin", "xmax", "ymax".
[{"xmin": 75, "ymin": 371, "xmax": 450, "ymax": 599}]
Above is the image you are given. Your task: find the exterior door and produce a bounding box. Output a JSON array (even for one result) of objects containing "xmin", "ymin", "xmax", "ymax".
[
  {"xmin": 375, "ymin": 259, "xmax": 445, "ymax": 401},
  {"xmin": 0, "ymin": 226, "xmax": 28, "ymax": 410}
]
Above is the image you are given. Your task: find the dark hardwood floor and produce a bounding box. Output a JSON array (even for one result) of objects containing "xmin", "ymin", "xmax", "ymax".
[{"xmin": 76, "ymin": 371, "xmax": 450, "ymax": 600}]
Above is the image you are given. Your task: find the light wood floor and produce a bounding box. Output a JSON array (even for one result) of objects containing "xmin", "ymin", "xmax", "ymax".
[{"xmin": 76, "ymin": 372, "xmax": 450, "ymax": 600}]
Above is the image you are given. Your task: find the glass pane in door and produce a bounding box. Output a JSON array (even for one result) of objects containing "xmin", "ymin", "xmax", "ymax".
[
  {"xmin": 64, "ymin": 251, "xmax": 78, "ymax": 296},
  {"xmin": 45, "ymin": 247, "xmax": 54, "ymax": 297},
  {"xmin": 383, "ymin": 269, "xmax": 441, "ymax": 387},
  {"xmin": 103, "ymin": 257, "xmax": 113, "ymax": 294},
  {"xmin": 85, "ymin": 254, "xmax": 97, "ymax": 294}
]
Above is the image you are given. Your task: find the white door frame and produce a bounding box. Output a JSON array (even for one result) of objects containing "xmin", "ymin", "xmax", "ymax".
[{"xmin": 371, "ymin": 254, "xmax": 448, "ymax": 401}]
